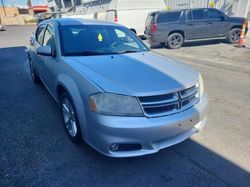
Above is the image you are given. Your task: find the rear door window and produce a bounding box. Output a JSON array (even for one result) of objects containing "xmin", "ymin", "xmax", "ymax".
[
  {"xmin": 208, "ymin": 9, "xmax": 223, "ymax": 19},
  {"xmin": 192, "ymin": 9, "xmax": 206, "ymax": 20},
  {"xmin": 157, "ymin": 12, "xmax": 181, "ymax": 23}
]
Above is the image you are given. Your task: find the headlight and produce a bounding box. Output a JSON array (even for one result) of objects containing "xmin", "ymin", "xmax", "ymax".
[
  {"xmin": 199, "ymin": 74, "xmax": 204, "ymax": 97},
  {"xmin": 89, "ymin": 93, "xmax": 144, "ymax": 117}
]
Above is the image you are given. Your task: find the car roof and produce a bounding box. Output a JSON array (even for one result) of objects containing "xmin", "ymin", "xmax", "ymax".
[
  {"xmin": 39, "ymin": 18, "xmax": 121, "ymax": 27},
  {"xmin": 150, "ymin": 8, "xmax": 218, "ymax": 15}
]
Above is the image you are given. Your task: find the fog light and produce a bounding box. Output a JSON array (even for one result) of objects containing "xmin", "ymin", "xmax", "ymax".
[
  {"xmin": 194, "ymin": 121, "xmax": 202, "ymax": 131},
  {"xmin": 110, "ymin": 143, "xmax": 119, "ymax": 151}
]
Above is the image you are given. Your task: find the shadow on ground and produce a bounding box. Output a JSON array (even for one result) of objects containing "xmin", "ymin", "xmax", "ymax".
[
  {"xmin": 150, "ymin": 39, "xmax": 227, "ymax": 49},
  {"xmin": 0, "ymin": 46, "xmax": 249, "ymax": 187}
]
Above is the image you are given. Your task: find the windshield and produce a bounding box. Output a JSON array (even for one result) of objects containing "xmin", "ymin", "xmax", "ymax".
[{"xmin": 59, "ymin": 25, "xmax": 148, "ymax": 56}]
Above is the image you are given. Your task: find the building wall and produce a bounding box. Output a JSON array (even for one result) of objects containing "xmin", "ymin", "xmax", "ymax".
[
  {"xmin": 47, "ymin": 0, "xmax": 250, "ymax": 18},
  {"xmin": 0, "ymin": 14, "xmax": 34, "ymax": 25},
  {"xmin": 0, "ymin": 7, "xmax": 35, "ymax": 25},
  {"xmin": 0, "ymin": 7, "xmax": 19, "ymax": 17},
  {"xmin": 236, "ymin": 0, "xmax": 250, "ymax": 17},
  {"xmin": 164, "ymin": 0, "xmax": 250, "ymax": 17},
  {"xmin": 164, "ymin": 0, "xmax": 235, "ymax": 14}
]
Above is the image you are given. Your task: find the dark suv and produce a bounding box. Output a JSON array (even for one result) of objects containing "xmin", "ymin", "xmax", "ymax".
[{"xmin": 145, "ymin": 8, "xmax": 248, "ymax": 49}]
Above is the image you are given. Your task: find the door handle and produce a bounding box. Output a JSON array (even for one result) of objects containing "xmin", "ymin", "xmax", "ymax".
[
  {"xmin": 188, "ymin": 23, "xmax": 194, "ymax": 26},
  {"xmin": 208, "ymin": 22, "xmax": 213, "ymax": 24}
]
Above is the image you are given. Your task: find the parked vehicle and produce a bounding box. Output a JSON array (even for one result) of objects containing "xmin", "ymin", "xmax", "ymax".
[
  {"xmin": 0, "ymin": 24, "xmax": 4, "ymax": 31},
  {"xmin": 62, "ymin": 0, "xmax": 166, "ymax": 37},
  {"xmin": 145, "ymin": 8, "xmax": 248, "ymax": 49},
  {"xmin": 0, "ymin": 17, "xmax": 5, "ymax": 31},
  {"xmin": 27, "ymin": 18, "xmax": 208, "ymax": 157}
]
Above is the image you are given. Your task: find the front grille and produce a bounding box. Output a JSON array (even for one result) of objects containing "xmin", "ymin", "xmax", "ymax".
[{"xmin": 138, "ymin": 85, "xmax": 199, "ymax": 117}]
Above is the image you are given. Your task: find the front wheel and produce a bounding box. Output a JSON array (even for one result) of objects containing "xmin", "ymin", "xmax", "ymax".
[
  {"xmin": 60, "ymin": 92, "xmax": 82, "ymax": 143},
  {"xmin": 226, "ymin": 28, "xmax": 241, "ymax": 44},
  {"xmin": 166, "ymin": 33, "xmax": 184, "ymax": 49}
]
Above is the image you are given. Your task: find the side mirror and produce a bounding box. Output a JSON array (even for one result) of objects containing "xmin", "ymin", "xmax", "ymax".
[
  {"xmin": 29, "ymin": 33, "xmax": 35, "ymax": 46},
  {"xmin": 36, "ymin": 46, "xmax": 54, "ymax": 56}
]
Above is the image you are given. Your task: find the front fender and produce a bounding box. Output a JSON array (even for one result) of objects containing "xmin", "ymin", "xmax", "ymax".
[{"xmin": 57, "ymin": 74, "xmax": 88, "ymax": 140}]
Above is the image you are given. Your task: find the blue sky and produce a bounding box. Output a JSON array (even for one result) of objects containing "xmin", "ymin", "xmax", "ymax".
[{"xmin": 4, "ymin": 0, "xmax": 46, "ymax": 6}]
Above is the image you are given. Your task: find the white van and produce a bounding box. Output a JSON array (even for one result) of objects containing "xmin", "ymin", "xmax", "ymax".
[{"xmin": 62, "ymin": 0, "xmax": 166, "ymax": 37}]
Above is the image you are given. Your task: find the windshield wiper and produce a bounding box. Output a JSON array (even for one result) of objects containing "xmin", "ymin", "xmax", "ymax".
[
  {"xmin": 78, "ymin": 51, "xmax": 106, "ymax": 56},
  {"xmin": 118, "ymin": 50, "xmax": 140, "ymax": 54},
  {"xmin": 65, "ymin": 51, "xmax": 106, "ymax": 56}
]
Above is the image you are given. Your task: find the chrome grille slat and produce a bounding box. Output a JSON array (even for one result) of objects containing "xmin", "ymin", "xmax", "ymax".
[
  {"xmin": 142, "ymin": 101, "xmax": 179, "ymax": 109},
  {"xmin": 138, "ymin": 85, "xmax": 200, "ymax": 117},
  {"xmin": 140, "ymin": 94, "xmax": 178, "ymax": 108},
  {"xmin": 180, "ymin": 85, "xmax": 198, "ymax": 99}
]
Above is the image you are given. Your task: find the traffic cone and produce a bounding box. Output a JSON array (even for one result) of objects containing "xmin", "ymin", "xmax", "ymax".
[{"xmin": 238, "ymin": 19, "xmax": 247, "ymax": 47}]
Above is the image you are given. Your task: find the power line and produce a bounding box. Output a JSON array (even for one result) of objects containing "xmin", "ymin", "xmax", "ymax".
[{"xmin": 1, "ymin": 0, "xmax": 7, "ymax": 16}]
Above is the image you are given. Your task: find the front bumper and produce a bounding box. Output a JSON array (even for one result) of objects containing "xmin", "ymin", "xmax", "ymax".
[{"xmin": 85, "ymin": 93, "xmax": 208, "ymax": 157}]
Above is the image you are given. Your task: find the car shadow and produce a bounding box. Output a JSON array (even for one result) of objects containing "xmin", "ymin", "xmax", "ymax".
[
  {"xmin": 149, "ymin": 39, "xmax": 228, "ymax": 49},
  {"xmin": 78, "ymin": 135, "xmax": 250, "ymax": 186},
  {"xmin": 182, "ymin": 39, "xmax": 226, "ymax": 48}
]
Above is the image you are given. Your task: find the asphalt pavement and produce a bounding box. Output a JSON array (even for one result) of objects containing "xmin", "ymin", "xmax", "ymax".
[{"xmin": 0, "ymin": 26, "xmax": 250, "ymax": 187}]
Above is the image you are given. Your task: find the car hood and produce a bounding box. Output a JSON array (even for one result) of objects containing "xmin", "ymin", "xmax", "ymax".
[
  {"xmin": 227, "ymin": 16, "xmax": 245, "ymax": 22},
  {"xmin": 65, "ymin": 52, "xmax": 199, "ymax": 96}
]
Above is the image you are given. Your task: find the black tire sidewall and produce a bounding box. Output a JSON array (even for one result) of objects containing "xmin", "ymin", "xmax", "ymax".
[
  {"xmin": 167, "ymin": 33, "xmax": 184, "ymax": 49},
  {"xmin": 60, "ymin": 92, "xmax": 82, "ymax": 143},
  {"xmin": 28, "ymin": 58, "xmax": 40, "ymax": 84}
]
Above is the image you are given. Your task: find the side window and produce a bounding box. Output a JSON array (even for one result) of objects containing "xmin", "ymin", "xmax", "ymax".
[
  {"xmin": 192, "ymin": 9, "xmax": 206, "ymax": 20},
  {"xmin": 43, "ymin": 24, "xmax": 56, "ymax": 50},
  {"xmin": 36, "ymin": 25, "xmax": 46, "ymax": 44},
  {"xmin": 208, "ymin": 9, "xmax": 223, "ymax": 19},
  {"xmin": 186, "ymin": 11, "xmax": 192, "ymax": 21},
  {"xmin": 114, "ymin": 29, "xmax": 139, "ymax": 48},
  {"xmin": 157, "ymin": 12, "xmax": 181, "ymax": 23}
]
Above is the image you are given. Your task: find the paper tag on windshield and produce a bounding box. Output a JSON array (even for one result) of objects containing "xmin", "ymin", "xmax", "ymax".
[{"xmin": 98, "ymin": 33, "xmax": 103, "ymax": 42}]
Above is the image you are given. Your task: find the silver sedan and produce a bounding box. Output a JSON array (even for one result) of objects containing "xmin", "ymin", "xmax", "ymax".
[{"xmin": 27, "ymin": 18, "xmax": 208, "ymax": 157}]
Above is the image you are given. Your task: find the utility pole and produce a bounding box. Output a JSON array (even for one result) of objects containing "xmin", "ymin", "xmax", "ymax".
[{"xmin": 1, "ymin": 0, "xmax": 7, "ymax": 16}]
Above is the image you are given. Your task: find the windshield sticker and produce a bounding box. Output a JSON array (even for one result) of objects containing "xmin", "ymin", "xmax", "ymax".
[{"xmin": 98, "ymin": 33, "xmax": 103, "ymax": 42}]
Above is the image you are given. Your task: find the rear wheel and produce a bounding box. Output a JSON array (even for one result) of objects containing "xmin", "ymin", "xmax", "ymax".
[
  {"xmin": 166, "ymin": 33, "xmax": 184, "ymax": 49},
  {"xmin": 227, "ymin": 28, "xmax": 241, "ymax": 44},
  {"xmin": 28, "ymin": 58, "xmax": 40, "ymax": 84},
  {"xmin": 60, "ymin": 92, "xmax": 82, "ymax": 143}
]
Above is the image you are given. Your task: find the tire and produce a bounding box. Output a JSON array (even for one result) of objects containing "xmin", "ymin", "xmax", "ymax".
[
  {"xmin": 28, "ymin": 58, "xmax": 40, "ymax": 84},
  {"xmin": 166, "ymin": 33, "xmax": 184, "ymax": 49},
  {"xmin": 60, "ymin": 92, "xmax": 82, "ymax": 143},
  {"xmin": 227, "ymin": 28, "xmax": 241, "ymax": 44}
]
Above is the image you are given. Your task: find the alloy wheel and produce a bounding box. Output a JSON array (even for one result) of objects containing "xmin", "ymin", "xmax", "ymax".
[
  {"xmin": 230, "ymin": 30, "xmax": 240, "ymax": 42},
  {"xmin": 61, "ymin": 97, "xmax": 77, "ymax": 137}
]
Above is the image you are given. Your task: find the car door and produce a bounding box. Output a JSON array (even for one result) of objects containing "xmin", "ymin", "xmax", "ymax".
[
  {"xmin": 206, "ymin": 8, "xmax": 229, "ymax": 37},
  {"xmin": 37, "ymin": 23, "xmax": 58, "ymax": 96},
  {"xmin": 185, "ymin": 9, "xmax": 209, "ymax": 40}
]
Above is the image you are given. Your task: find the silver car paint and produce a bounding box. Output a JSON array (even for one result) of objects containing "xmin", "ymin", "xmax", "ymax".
[
  {"xmin": 28, "ymin": 18, "xmax": 208, "ymax": 157},
  {"xmin": 66, "ymin": 51, "xmax": 198, "ymax": 96}
]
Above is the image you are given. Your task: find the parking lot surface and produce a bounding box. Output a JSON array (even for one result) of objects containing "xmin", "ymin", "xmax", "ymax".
[{"xmin": 0, "ymin": 26, "xmax": 250, "ymax": 186}]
